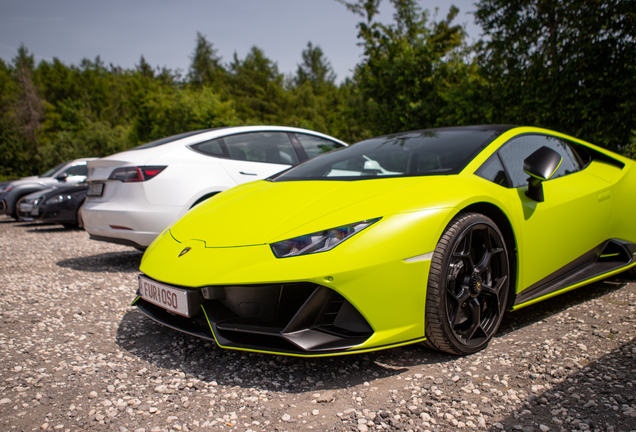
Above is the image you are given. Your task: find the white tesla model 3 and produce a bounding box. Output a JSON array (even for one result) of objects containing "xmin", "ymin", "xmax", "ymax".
[{"xmin": 81, "ymin": 126, "xmax": 347, "ymax": 249}]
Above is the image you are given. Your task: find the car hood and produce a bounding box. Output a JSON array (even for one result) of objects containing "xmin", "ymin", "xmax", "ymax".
[
  {"xmin": 41, "ymin": 184, "xmax": 87, "ymax": 200},
  {"xmin": 23, "ymin": 188, "xmax": 57, "ymax": 202},
  {"xmin": 4, "ymin": 177, "xmax": 55, "ymax": 188},
  {"xmin": 170, "ymin": 176, "xmax": 471, "ymax": 247}
]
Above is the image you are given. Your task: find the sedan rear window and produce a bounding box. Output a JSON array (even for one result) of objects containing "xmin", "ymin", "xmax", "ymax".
[
  {"xmin": 131, "ymin": 130, "xmax": 215, "ymax": 150},
  {"xmin": 272, "ymin": 129, "xmax": 502, "ymax": 181}
]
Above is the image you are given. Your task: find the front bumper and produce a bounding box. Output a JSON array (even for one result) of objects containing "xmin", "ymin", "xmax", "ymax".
[
  {"xmin": 138, "ymin": 209, "xmax": 454, "ymax": 356},
  {"xmin": 34, "ymin": 203, "xmax": 78, "ymax": 225},
  {"xmin": 133, "ymin": 280, "xmax": 375, "ymax": 355}
]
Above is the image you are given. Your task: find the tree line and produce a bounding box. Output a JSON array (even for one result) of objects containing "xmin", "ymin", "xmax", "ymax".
[{"xmin": 1, "ymin": 0, "xmax": 634, "ymax": 180}]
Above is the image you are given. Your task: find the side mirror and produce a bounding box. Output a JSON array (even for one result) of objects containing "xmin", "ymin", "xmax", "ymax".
[
  {"xmin": 56, "ymin": 172, "xmax": 68, "ymax": 181},
  {"xmin": 523, "ymin": 146, "xmax": 562, "ymax": 202}
]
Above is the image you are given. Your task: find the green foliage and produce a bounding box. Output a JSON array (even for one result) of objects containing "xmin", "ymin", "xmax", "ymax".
[
  {"xmin": 475, "ymin": 0, "xmax": 636, "ymax": 150},
  {"xmin": 131, "ymin": 87, "xmax": 240, "ymax": 143},
  {"xmin": 226, "ymin": 46, "xmax": 287, "ymax": 124},
  {"xmin": 1, "ymin": 5, "xmax": 634, "ymax": 178},
  {"xmin": 623, "ymin": 132, "xmax": 636, "ymax": 160},
  {"xmin": 296, "ymin": 42, "xmax": 337, "ymax": 90},
  {"xmin": 342, "ymin": 0, "xmax": 491, "ymax": 135},
  {"xmin": 188, "ymin": 32, "xmax": 226, "ymax": 90}
]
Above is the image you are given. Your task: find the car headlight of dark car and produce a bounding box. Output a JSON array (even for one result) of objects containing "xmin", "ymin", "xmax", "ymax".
[
  {"xmin": 270, "ymin": 218, "xmax": 381, "ymax": 258},
  {"xmin": 45, "ymin": 194, "xmax": 72, "ymax": 205},
  {"xmin": 0, "ymin": 185, "xmax": 13, "ymax": 194}
]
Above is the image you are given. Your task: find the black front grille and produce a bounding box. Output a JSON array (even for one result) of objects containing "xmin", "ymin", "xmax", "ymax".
[{"xmin": 135, "ymin": 282, "xmax": 373, "ymax": 355}]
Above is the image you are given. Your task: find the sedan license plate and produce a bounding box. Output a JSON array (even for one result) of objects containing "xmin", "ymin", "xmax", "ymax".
[
  {"xmin": 138, "ymin": 276, "xmax": 190, "ymax": 317},
  {"xmin": 87, "ymin": 183, "xmax": 104, "ymax": 197},
  {"xmin": 19, "ymin": 203, "xmax": 33, "ymax": 212}
]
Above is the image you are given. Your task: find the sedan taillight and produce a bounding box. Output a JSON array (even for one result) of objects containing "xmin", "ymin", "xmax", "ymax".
[{"xmin": 108, "ymin": 166, "xmax": 167, "ymax": 182}]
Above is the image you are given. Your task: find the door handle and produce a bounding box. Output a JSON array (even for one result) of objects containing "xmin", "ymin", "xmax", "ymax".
[{"xmin": 239, "ymin": 171, "xmax": 257, "ymax": 176}]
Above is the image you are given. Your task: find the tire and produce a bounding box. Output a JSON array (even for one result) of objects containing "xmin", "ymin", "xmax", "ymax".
[
  {"xmin": 13, "ymin": 195, "xmax": 29, "ymax": 220},
  {"xmin": 425, "ymin": 212, "xmax": 510, "ymax": 355}
]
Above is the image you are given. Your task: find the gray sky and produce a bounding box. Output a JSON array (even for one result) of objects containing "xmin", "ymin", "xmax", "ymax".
[{"xmin": 0, "ymin": 0, "xmax": 481, "ymax": 83}]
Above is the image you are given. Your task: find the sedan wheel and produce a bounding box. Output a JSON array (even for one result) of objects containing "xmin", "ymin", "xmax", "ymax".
[{"xmin": 425, "ymin": 212, "xmax": 510, "ymax": 355}]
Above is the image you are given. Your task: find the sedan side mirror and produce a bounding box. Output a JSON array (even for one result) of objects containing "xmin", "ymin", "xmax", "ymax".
[
  {"xmin": 523, "ymin": 146, "xmax": 562, "ymax": 202},
  {"xmin": 56, "ymin": 172, "xmax": 68, "ymax": 181}
]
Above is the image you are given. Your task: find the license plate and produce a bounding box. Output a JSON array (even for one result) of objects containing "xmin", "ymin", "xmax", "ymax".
[
  {"xmin": 19, "ymin": 203, "xmax": 33, "ymax": 212},
  {"xmin": 87, "ymin": 183, "xmax": 104, "ymax": 197},
  {"xmin": 138, "ymin": 276, "xmax": 190, "ymax": 317}
]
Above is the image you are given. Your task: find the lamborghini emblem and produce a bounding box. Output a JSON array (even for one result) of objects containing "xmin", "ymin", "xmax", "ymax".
[{"xmin": 178, "ymin": 247, "xmax": 191, "ymax": 257}]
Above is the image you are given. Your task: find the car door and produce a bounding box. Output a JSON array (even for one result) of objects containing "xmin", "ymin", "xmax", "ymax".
[
  {"xmin": 217, "ymin": 132, "xmax": 299, "ymax": 185},
  {"xmin": 481, "ymin": 134, "xmax": 613, "ymax": 294}
]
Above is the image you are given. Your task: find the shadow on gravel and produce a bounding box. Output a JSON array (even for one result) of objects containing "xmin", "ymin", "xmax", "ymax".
[
  {"xmin": 26, "ymin": 225, "xmax": 82, "ymax": 233},
  {"xmin": 57, "ymin": 250, "xmax": 143, "ymax": 273},
  {"xmin": 496, "ymin": 276, "xmax": 630, "ymax": 338},
  {"xmin": 114, "ymin": 309, "xmax": 455, "ymax": 394},
  {"xmin": 112, "ymin": 272, "xmax": 635, "ymax": 396},
  {"xmin": 490, "ymin": 338, "xmax": 636, "ymax": 431},
  {"xmin": 16, "ymin": 221, "xmax": 57, "ymax": 228}
]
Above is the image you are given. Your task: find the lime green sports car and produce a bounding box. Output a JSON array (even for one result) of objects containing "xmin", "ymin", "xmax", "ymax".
[{"xmin": 134, "ymin": 126, "xmax": 636, "ymax": 356}]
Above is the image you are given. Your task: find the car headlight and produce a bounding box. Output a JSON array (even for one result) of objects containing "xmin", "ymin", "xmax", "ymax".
[
  {"xmin": 270, "ymin": 218, "xmax": 381, "ymax": 258},
  {"xmin": 0, "ymin": 185, "xmax": 13, "ymax": 194},
  {"xmin": 45, "ymin": 195, "xmax": 72, "ymax": 205}
]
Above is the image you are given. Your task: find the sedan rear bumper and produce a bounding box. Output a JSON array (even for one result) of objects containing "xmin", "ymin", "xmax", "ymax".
[{"xmin": 82, "ymin": 201, "xmax": 182, "ymax": 248}]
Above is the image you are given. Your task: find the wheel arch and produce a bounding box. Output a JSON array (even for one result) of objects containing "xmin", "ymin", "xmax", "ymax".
[
  {"xmin": 460, "ymin": 202, "xmax": 519, "ymax": 310},
  {"xmin": 189, "ymin": 191, "xmax": 222, "ymax": 209},
  {"xmin": 11, "ymin": 186, "xmax": 45, "ymax": 216}
]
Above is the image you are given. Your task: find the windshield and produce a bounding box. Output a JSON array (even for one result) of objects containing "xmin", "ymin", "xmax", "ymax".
[
  {"xmin": 272, "ymin": 128, "xmax": 502, "ymax": 182},
  {"xmin": 40, "ymin": 161, "xmax": 69, "ymax": 178},
  {"xmin": 131, "ymin": 129, "xmax": 218, "ymax": 150}
]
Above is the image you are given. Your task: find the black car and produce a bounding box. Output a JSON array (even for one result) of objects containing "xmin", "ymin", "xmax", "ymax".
[{"xmin": 30, "ymin": 184, "xmax": 88, "ymax": 228}]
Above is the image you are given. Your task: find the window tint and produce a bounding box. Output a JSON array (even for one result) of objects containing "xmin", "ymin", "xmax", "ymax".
[
  {"xmin": 498, "ymin": 134, "xmax": 584, "ymax": 188},
  {"xmin": 63, "ymin": 164, "xmax": 88, "ymax": 176},
  {"xmin": 224, "ymin": 132, "xmax": 299, "ymax": 165},
  {"xmin": 131, "ymin": 130, "xmax": 213, "ymax": 150},
  {"xmin": 273, "ymin": 129, "xmax": 501, "ymax": 181},
  {"xmin": 476, "ymin": 155, "xmax": 510, "ymax": 187},
  {"xmin": 295, "ymin": 134, "xmax": 344, "ymax": 159},
  {"xmin": 40, "ymin": 161, "xmax": 68, "ymax": 178},
  {"xmin": 190, "ymin": 139, "xmax": 228, "ymax": 158}
]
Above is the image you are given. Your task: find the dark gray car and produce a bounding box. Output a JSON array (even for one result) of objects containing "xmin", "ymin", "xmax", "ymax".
[{"xmin": 0, "ymin": 158, "xmax": 96, "ymax": 219}]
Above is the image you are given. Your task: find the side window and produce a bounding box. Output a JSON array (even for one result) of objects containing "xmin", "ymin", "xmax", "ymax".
[
  {"xmin": 63, "ymin": 164, "xmax": 87, "ymax": 177},
  {"xmin": 475, "ymin": 154, "xmax": 510, "ymax": 187},
  {"xmin": 294, "ymin": 134, "xmax": 344, "ymax": 159},
  {"xmin": 224, "ymin": 132, "xmax": 299, "ymax": 165},
  {"xmin": 190, "ymin": 139, "xmax": 229, "ymax": 158},
  {"xmin": 498, "ymin": 134, "xmax": 584, "ymax": 188}
]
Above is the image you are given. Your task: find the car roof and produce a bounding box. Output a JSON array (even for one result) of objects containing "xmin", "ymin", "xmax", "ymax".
[{"xmin": 127, "ymin": 126, "xmax": 349, "ymax": 151}]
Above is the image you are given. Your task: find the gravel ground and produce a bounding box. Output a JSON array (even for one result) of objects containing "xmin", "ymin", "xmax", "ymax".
[{"xmin": 1, "ymin": 215, "xmax": 636, "ymax": 432}]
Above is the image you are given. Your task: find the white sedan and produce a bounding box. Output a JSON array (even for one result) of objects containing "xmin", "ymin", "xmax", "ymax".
[{"xmin": 81, "ymin": 126, "xmax": 347, "ymax": 249}]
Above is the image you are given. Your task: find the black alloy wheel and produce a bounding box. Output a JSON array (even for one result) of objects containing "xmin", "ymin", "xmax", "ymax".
[{"xmin": 425, "ymin": 212, "xmax": 510, "ymax": 355}]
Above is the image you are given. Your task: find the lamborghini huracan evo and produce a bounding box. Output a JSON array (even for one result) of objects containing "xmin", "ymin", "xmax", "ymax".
[{"xmin": 132, "ymin": 126, "xmax": 636, "ymax": 357}]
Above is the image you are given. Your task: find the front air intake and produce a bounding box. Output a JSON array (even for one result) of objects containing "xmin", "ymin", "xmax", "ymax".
[{"xmin": 205, "ymin": 283, "xmax": 373, "ymax": 353}]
